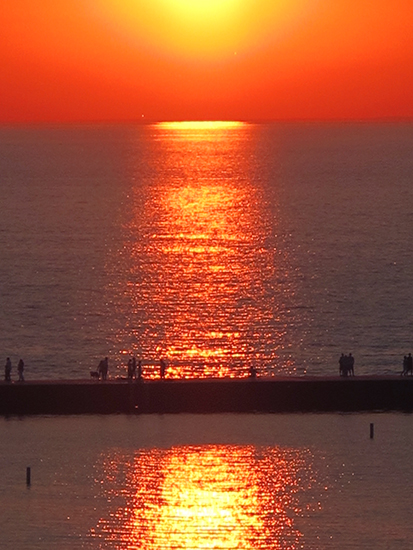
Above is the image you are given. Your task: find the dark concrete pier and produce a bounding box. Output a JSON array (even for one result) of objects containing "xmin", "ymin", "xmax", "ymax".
[{"xmin": 1, "ymin": 376, "xmax": 413, "ymax": 415}]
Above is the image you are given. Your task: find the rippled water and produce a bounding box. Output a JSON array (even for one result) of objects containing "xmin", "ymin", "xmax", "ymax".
[
  {"xmin": 1, "ymin": 122, "xmax": 413, "ymax": 379},
  {"xmin": 94, "ymin": 444, "xmax": 319, "ymax": 549},
  {"xmin": 1, "ymin": 413, "xmax": 413, "ymax": 549}
]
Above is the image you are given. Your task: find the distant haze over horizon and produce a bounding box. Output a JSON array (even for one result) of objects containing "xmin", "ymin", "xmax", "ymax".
[{"xmin": 2, "ymin": 0, "xmax": 413, "ymax": 123}]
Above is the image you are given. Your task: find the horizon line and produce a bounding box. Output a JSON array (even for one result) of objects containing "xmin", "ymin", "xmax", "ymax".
[{"xmin": 1, "ymin": 116, "xmax": 413, "ymax": 129}]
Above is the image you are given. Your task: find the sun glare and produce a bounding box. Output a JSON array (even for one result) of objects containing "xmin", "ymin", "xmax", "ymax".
[
  {"xmin": 91, "ymin": 0, "xmax": 313, "ymax": 61},
  {"xmin": 162, "ymin": 0, "xmax": 239, "ymax": 21}
]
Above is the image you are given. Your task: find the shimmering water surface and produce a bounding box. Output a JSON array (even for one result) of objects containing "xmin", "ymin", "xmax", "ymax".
[
  {"xmin": 1, "ymin": 413, "xmax": 413, "ymax": 549},
  {"xmin": 1, "ymin": 122, "xmax": 413, "ymax": 378}
]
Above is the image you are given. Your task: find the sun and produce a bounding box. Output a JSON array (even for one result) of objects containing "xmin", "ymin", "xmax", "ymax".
[
  {"xmin": 91, "ymin": 0, "xmax": 248, "ymax": 60},
  {"xmin": 90, "ymin": 0, "xmax": 313, "ymax": 62},
  {"xmin": 153, "ymin": 0, "xmax": 248, "ymax": 58},
  {"xmin": 162, "ymin": 0, "xmax": 239, "ymax": 21}
]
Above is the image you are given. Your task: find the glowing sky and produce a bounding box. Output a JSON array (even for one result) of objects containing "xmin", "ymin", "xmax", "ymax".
[{"xmin": 1, "ymin": 0, "xmax": 413, "ymax": 122}]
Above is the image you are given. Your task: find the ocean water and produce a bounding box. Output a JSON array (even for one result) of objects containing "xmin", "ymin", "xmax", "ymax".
[
  {"xmin": 1, "ymin": 122, "xmax": 413, "ymax": 379},
  {"xmin": 1, "ymin": 126, "xmax": 413, "ymax": 548},
  {"xmin": 1, "ymin": 412, "xmax": 413, "ymax": 550}
]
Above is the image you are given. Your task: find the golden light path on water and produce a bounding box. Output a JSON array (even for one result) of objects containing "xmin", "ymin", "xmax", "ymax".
[
  {"xmin": 157, "ymin": 121, "xmax": 245, "ymax": 130},
  {"xmin": 109, "ymin": 121, "xmax": 300, "ymax": 378},
  {"xmin": 91, "ymin": 445, "xmax": 320, "ymax": 548}
]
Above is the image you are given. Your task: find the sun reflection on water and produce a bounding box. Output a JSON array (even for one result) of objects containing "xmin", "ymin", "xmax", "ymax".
[
  {"xmin": 157, "ymin": 121, "xmax": 245, "ymax": 131},
  {"xmin": 108, "ymin": 122, "xmax": 299, "ymax": 378},
  {"xmin": 91, "ymin": 445, "xmax": 319, "ymax": 549}
]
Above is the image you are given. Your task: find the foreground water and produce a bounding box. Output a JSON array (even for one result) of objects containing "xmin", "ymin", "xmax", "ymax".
[
  {"xmin": 1, "ymin": 122, "xmax": 413, "ymax": 379},
  {"xmin": 1, "ymin": 413, "xmax": 412, "ymax": 549}
]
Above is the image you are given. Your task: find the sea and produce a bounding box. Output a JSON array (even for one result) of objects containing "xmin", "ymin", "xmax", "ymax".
[{"xmin": 1, "ymin": 121, "xmax": 413, "ymax": 548}]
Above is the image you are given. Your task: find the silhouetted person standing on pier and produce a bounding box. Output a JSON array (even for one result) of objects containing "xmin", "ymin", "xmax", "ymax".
[
  {"xmin": 137, "ymin": 359, "xmax": 142, "ymax": 380},
  {"xmin": 127, "ymin": 358, "xmax": 133, "ymax": 379},
  {"xmin": 98, "ymin": 357, "xmax": 108, "ymax": 380},
  {"xmin": 248, "ymin": 365, "xmax": 257, "ymax": 378},
  {"xmin": 17, "ymin": 359, "xmax": 25, "ymax": 382},
  {"xmin": 406, "ymin": 353, "xmax": 412, "ymax": 375},
  {"xmin": 103, "ymin": 357, "xmax": 108, "ymax": 380},
  {"xmin": 132, "ymin": 357, "xmax": 137, "ymax": 379},
  {"xmin": 4, "ymin": 357, "xmax": 11, "ymax": 382},
  {"xmin": 339, "ymin": 354, "xmax": 346, "ymax": 376},
  {"xmin": 402, "ymin": 353, "xmax": 413, "ymax": 375},
  {"xmin": 348, "ymin": 353, "xmax": 355, "ymax": 376},
  {"xmin": 97, "ymin": 359, "xmax": 104, "ymax": 380},
  {"xmin": 160, "ymin": 358, "xmax": 166, "ymax": 379}
]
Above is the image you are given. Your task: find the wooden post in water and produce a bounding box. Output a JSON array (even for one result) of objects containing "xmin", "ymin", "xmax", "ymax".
[
  {"xmin": 26, "ymin": 466, "xmax": 31, "ymax": 486},
  {"xmin": 370, "ymin": 423, "xmax": 374, "ymax": 439}
]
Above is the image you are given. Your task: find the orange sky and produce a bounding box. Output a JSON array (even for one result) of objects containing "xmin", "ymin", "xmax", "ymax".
[{"xmin": 1, "ymin": 0, "xmax": 413, "ymax": 123}]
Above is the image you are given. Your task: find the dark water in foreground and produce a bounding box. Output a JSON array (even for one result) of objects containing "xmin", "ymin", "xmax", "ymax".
[
  {"xmin": 1, "ymin": 413, "xmax": 413, "ymax": 549},
  {"xmin": 1, "ymin": 122, "xmax": 413, "ymax": 379}
]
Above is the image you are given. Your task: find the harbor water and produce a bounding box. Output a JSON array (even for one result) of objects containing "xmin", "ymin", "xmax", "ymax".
[{"xmin": 1, "ymin": 412, "xmax": 413, "ymax": 549}]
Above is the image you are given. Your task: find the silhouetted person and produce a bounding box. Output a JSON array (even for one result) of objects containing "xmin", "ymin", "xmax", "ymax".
[
  {"xmin": 97, "ymin": 359, "xmax": 104, "ymax": 380},
  {"xmin": 137, "ymin": 359, "xmax": 142, "ymax": 380},
  {"xmin": 407, "ymin": 353, "xmax": 413, "ymax": 375},
  {"xmin": 348, "ymin": 353, "xmax": 355, "ymax": 376},
  {"xmin": 132, "ymin": 357, "xmax": 137, "ymax": 379},
  {"xmin": 160, "ymin": 358, "xmax": 166, "ymax": 379},
  {"xmin": 248, "ymin": 365, "xmax": 257, "ymax": 379},
  {"xmin": 4, "ymin": 357, "xmax": 11, "ymax": 382},
  {"xmin": 98, "ymin": 358, "xmax": 108, "ymax": 380},
  {"xmin": 17, "ymin": 359, "xmax": 25, "ymax": 382},
  {"xmin": 103, "ymin": 357, "xmax": 108, "ymax": 380},
  {"xmin": 127, "ymin": 358, "xmax": 133, "ymax": 379},
  {"xmin": 339, "ymin": 354, "xmax": 346, "ymax": 376},
  {"xmin": 402, "ymin": 353, "xmax": 413, "ymax": 375}
]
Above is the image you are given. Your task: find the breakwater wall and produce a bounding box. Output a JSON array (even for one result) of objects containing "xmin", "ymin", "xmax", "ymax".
[{"xmin": 1, "ymin": 377, "xmax": 413, "ymax": 415}]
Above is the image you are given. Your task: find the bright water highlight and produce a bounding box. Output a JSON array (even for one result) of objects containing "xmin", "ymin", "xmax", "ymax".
[{"xmin": 1, "ymin": 413, "xmax": 413, "ymax": 549}]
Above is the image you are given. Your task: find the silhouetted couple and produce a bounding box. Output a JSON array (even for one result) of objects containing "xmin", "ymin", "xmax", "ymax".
[
  {"xmin": 4, "ymin": 358, "xmax": 25, "ymax": 382},
  {"xmin": 339, "ymin": 353, "xmax": 355, "ymax": 377},
  {"xmin": 127, "ymin": 357, "xmax": 143, "ymax": 380}
]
